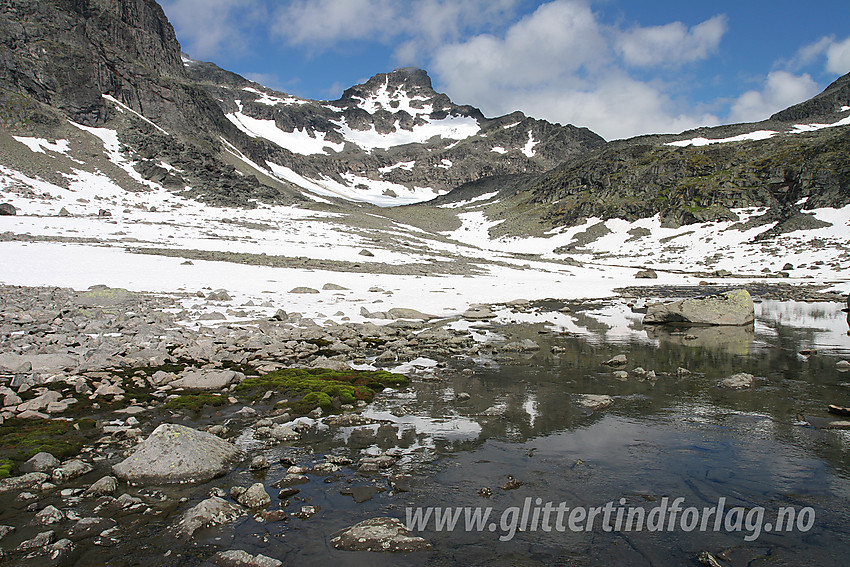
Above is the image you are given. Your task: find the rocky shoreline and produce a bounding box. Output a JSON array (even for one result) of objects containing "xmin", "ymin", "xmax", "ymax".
[{"xmin": 1, "ymin": 282, "xmax": 848, "ymax": 565}]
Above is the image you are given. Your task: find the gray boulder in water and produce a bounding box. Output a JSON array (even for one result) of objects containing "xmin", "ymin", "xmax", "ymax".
[
  {"xmin": 113, "ymin": 423, "xmax": 242, "ymax": 485},
  {"xmin": 643, "ymin": 289, "xmax": 754, "ymax": 326}
]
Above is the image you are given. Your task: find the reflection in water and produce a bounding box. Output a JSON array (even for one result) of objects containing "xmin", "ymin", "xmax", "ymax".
[{"xmin": 645, "ymin": 322, "xmax": 755, "ymax": 353}]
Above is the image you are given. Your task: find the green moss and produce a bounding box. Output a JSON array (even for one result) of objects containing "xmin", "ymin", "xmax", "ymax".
[
  {"xmin": 0, "ymin": 458, "xmax": 13, "ymax": 479},
  {"xmin": 233, "ymin": 367, "xmax": 409, "ymax": 414},
  {"xmin": 0, "ymin": 418, "xmax": 86, "ymax": 464},
  {"xmin": 164, "ymin": 393, "xmax": 228, "ymax": 411}
]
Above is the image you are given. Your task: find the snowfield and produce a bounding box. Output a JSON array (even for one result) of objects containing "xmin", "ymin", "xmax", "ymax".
[{"xmin": 2, "ymin": 115, "xmax": 849, "ymax": 332}]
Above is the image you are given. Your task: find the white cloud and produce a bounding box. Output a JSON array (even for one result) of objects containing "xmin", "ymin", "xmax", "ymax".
[
  {"xmin": 826, "ymin": 36, "xmax": 850, "ymax": 75},
  {"xmin": 728, "ymin": 71, "xmax": 820, "ymax": 123},
  {"xmin": 270, "ymin": 0, "xmax": 517, "ymax": 60},
  {"xmin": 431, "ymin": 0, "xmax": 729, "ymax": 139},
  {"xmin": 160, "ymin": 0, "xmax": 267, "ymax": 59},
  {"xmin": 616, "ymin": 15, "xmax": 727, "ymax": 68}
]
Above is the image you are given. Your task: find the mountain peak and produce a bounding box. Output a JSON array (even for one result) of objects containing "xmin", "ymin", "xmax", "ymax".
[{"xmin": 339, "ymin": 68, "xmax": 438, "ymax": 107}]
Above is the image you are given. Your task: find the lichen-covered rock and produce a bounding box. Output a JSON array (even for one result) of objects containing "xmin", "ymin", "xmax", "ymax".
[
  {"xmin": 113, "ymin": 423, "xmax": 242, "ymax": 485},
  {"xmin": 643, "ymin": 289, "xmax": 755, "ymax": 326},
  {"xmin": 330, "ymin": 517, "xmax": 431, "ymax": 552}
]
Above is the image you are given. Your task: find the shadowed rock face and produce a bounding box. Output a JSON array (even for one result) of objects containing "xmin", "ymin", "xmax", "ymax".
[
  {"xmin": 643, "ymin": 289, "xmax": 755, "ymax": 326},
  {"xmin": 113, "ymin": 423, "xmax": 242, "ymax": 485}
]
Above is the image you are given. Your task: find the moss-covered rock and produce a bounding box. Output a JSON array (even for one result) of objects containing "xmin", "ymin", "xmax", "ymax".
[{"xmin": 233, "ymin": 367, "xmax": 408, "ymax": 414}]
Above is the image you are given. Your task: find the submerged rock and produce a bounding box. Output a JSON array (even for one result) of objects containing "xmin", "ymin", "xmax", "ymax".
[
  {"xmin": 113, "ymin": 423, "xmax": 242, "ymax": 485},
  {"xmin": 574, "ymin": 394, "xmax": 613, "ymax": 411},
  {"xmin": 643, "ymin": 289, "xmax": 755, "ymax": 326},
  {"xmin": 330, "ymin": 517, "xmax": 431, "ymax": 552},
  {"xmin": 718, "ymin": 373, "xmax": 755, "ymax": 389}
]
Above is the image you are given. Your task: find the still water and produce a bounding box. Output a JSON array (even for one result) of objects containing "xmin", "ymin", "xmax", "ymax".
[{"xmin": 9, "ymin": 299, "xmax": 850, "ymax": 566}]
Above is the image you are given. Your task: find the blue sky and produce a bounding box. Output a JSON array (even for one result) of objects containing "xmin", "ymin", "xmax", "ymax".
[{"xmin": 160, "ymin": 0, "xmax": 850, "ymax": 140}]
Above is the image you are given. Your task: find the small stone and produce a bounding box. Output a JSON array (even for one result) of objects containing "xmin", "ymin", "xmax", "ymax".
[
  {"xmin": 574, "ymin": 394, "xmax": 613, "ymax": 411},
  {"xmin": 34, "ymin": 505, "xmax": 65, "ymax": 526},
  {"xmin": 249, "ymin": 456, "xmax": 270, "ymax": 471},
  {"xmin": 85, "ymin": 476, "xmax": 119, "ymax": 497},
  {"xmin": 17, "ymin": 530, "xmax": 55, "ymax": 551},
  {"xmin": 236, "ymin": 483, "xmax": 271, "ymax": 509}
]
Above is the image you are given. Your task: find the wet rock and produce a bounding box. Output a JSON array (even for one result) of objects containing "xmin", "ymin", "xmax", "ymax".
[
  {"xmin": 249, "ymin": 456, "xmax": 270, "ymax": 471},
  {"xmin": 113, "ymin": 423, "xmax": 242, "ymax": 485},
  {"xmin": 330, "ymin": 517, "xmax": 431, "ymax": 552},
  {"xmin": 294, "ymin": 505, "xmax": 317, "ymax": 519},
  {"xmin": 478, "ymin": 487, "xmax": 492, "ymax": 498},
  {"xmin": 603, "ymin": 354, "xmax": 628, "ymax": 366},
  {"xmin": 0, "ymin": 472, "xmax": 48, "ymax": 494},
  {"xmin": 718, "ymin": 373, "xmax": 755, "ymax": 389},
  {"xmin": 235, "ymin": 483, "xmax": 271, "ymax": 509},
  {"xmin": 45, "ymin": 538, "xmax": 76, "ymax": 563},
  {"xmin": 273, "ymin": 474, "xmax": 310, "ymax": 488},
  {"xmin": 574, "ymin": 394, "xmax": 613, "ymax": 411},
  {"xmin": 388, "ymin": 474, "xmax": 412, "ymax": 492},
  {"xmin": 34, "ymin": 505, "xmax": 65, "ymax": 525},
  {"xmin": 210, "ymin": 549, "xmax": 283, "ymax": 567},
  {"xmin": 0, "ymin": 524, "xmax": 14, "ymax": 539},
  {"xmin": 175, "ymin": 496, "xmax": 246, "ymax": 539},
  {"xmin": 52, "ymin": 460, "xmax": 93, "ymax": 483},
  {"xmin": 67, "ymin": 517, "xmax": 116, "ymax": 540},
  {"xmin": 17, "ymin": 530, "xmax": 55, "ymax": 551},
  {"xmin": 502, "ymin": 339, "xmax": 540, "ymax": 352},
  {"xmin": 697, "ymin": 551, "xmax": 724, "ymax": 567},
  {"xmin": 502, "ymin": 478, "xmax": 524, "ymax": 490},
  {"xmin": 269, "ymin": 424, "xmax": 300, "ymax": 442},
  {"xmin": 643, "ymin": 289, "xmax": 755, "ymax": 326},
  {"xmin": 340, "ymin": 485, "xmax": 382, "ymax": 503},
  {"xmin": 836, "ymin": 360, "xmax": 850, "ymax": 372},
  {"xmin": 84, "ymin": 476, "xmax": 118, "ymax": 497},
  {"xmin": 613, "ymin": 370, "xmax": 629, "ymax": 380},
  {"xmin": 20, "ymin": 452, "xmax": 60, "ymax": 473}
]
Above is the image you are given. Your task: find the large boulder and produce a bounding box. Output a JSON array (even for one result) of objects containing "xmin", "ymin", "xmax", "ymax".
[
  {"xmin": 169, "ymin": 369, "xmax": 244, "ymax": 390},
  {"xmin": 643, "ymin": 289, "xmax": 754, "ymax": 326},
  {"xmin": 0, "ymin": 203, "xmax": 16, "ymax": 215},
  {"xmin": 113, "ymin": 423, "xmax": 242, "ymax": 485}
]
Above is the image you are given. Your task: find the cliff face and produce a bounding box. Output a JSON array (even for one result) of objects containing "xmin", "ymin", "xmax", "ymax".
[{"xmin": 1, "ymin": 0, "xmax": 183, "ymax": 126}]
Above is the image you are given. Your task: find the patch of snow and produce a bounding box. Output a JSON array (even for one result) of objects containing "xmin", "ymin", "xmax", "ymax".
[
  {"xmin": 12, "ymin": 137, "xmax": 71, "ymax": 155},
  {"xmin": 522, "ymin": 130, "xmax": 538, "ymax": 157},
  {"xmin": 502, "ymin": 122, "xmax": 521, "ymax": 129},
  {"xmin": 841, "ymin": 106, "xmax": 850, "ymax": 112},
  {"xmin": 438, "ymin": 192, "xmax": 499, "ymax": 209},
  {"xmin": 667, "ymin": 130, "xmax": 778, "ymax": 147},
  {"xmin": 791, "ymin": 114, "xmax": 850, "ymax": 133},
  {"xmin": 102, "ymin": 95, "xmax": 170, "ymax": 135},
  {"xmin": 354, "ymin": 78, "xmax": 434, "ymax": 116},
  {"xmin": 378, "ymin": 161, "xmax": 415, "ymax": 174},
  {"xmin": 335, "ymin": 114, "xmax": 480, "ymax": 151},
  {"xmin": 491, "ymin": 146, "xmax": 507, "ymax": 154},
  {"xmin": 225, "ymin": 112, "xmax": 344, "ymax": 155},
  {"xmin": 242, "ymin": 86, "xmax": 307, "ymax": 106},
  {"xmin": 435, "ymin": 159, "xmax": 452, "ymax": 169}
]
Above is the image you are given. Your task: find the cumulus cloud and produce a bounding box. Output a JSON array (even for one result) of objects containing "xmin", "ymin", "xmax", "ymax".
[
  {"xmin": 826, "ymin": 36, "xmax": 850, "ymax": 75},
  {"xmin": 160, "ymin": 0, "xmax": 267, "ymax": 59},
  {"xmin": 616, "ymin": 15, "xmax": 727, "ymax": 68},
  {"xmin": 270, "ymin": 0, "xmax": 517, "ymax": 60},
  {"xmin": 728, "ymin": 71, "xmax": 820, "ymax": 123},
  {"xmin": 431, "ymin": 0, "xmax": 729, "ymax": 139}
]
